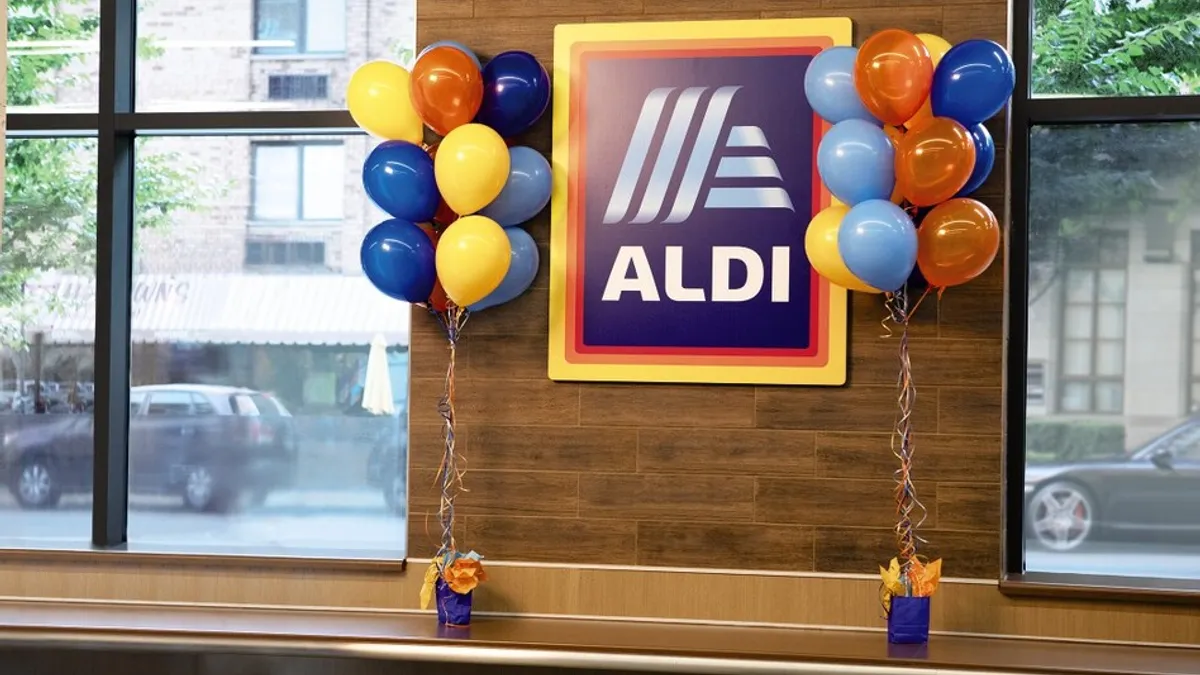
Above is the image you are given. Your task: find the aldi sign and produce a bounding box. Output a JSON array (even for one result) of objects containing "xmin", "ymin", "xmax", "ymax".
[{"xmin": 549, "ymin": 19, "xmax": 850, "ymax": 385}]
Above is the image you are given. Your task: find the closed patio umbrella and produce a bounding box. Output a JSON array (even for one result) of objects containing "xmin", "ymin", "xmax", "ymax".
[{"xmin": 361, "ymin": 333, "xmax": 395, "ymax": 416}]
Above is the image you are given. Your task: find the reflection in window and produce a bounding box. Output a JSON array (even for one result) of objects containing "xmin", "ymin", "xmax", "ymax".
[
  {"xmin": 1024, "ymin": 123, "xmax": 1200, "ymax": 581},
  {"xmin": 5, "ymin": 0, "xmax": 102, "ymax": 113},
  {"xmin": 255, "ymin": 0, "xmax": 347, "ymax": 55}
]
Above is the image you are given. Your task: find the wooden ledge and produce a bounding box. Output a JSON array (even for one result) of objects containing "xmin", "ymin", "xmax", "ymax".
[{"xmin": 0, "ymin": 600, "xmax": 1197, "ymax": 675}]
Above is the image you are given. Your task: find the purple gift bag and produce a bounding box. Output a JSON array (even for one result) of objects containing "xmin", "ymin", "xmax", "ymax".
[
  {"xmin": 887, "ymin": 595, "xmax": 930, "ymax": 644},
  {"xmin": 435, "ymin": 577, "xmax": 474, "ymax": 626}
]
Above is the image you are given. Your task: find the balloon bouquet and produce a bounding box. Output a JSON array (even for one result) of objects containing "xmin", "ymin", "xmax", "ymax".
[
  {"xmin": 347, "ymin": 41, "xmax": 551, "ymax": 627},
  {"xmin": 803, "ymin": 30, "xmax": 1014, "ymax": 645}
]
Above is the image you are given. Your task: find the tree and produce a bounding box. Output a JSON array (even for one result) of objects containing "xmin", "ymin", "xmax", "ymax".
[
  {"xmin": 3, "ymin": 0, "xmax": 202, "ymax": 352},
  {"xmin": 1027, "ymin": 0, "xmax": 1200, "ymax": 295}
]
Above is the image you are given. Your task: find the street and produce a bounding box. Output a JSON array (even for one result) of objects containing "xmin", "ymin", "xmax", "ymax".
[
  {"xmin": 0, "ymin": 489, "xmax": 409, "ymax": 558},
  {"xmin": 1026, "ymin": 540, "xmax": 1200, "ymax": 580}
]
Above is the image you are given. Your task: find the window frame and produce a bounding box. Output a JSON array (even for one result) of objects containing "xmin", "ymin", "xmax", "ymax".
[
  {"xmin": 252, "ymin": 0, "xmax": 348, "ymax": 56},
  {"xmin": 7, "ymin": 0, "xmax": 389, "ymax": 569},
  {"xmin": 1005, "ymin": 0, "xmax": 1200, "ymax": 597}
]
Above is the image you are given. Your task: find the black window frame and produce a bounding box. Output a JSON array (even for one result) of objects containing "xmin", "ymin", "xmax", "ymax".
[
  {"xmin": 1005, "ymin": 0, "xmax": 1200, "ymax": 598},
  {"xmin": 252, "ymin": 0, "xmax": 347, "ymax": 56},
  {"xmin": 7, "ymin": 0, "xmax": 361, "ymax": 553}
]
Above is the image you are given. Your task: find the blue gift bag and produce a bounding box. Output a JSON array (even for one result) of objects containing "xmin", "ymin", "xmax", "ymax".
[
  {"xmin": 435, "ymin": 577, "xmax": 474, "ymax": 626},
  {"xmin": 887, "ymin": 595, "xmax": 930, "ymax": 644}
]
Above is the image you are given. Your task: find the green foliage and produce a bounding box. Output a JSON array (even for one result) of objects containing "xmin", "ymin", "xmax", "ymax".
[
  {"xmin": 1026, "ymin": 419, "xmax": 1127, "ymax": 463},
  {"xmin": 3, "ymin": 0, "xmax": 205, "ymax": 349},
  {"xmin": 1028, "ymin": 0, "xmax": 1200, "ymax": 266}
]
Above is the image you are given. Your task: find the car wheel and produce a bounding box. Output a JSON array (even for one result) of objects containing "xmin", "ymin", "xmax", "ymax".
[
  {"xmin": 182, "ymin": 465, "xmax": 237, "ymax": 513},
  {"xmin": 1029, "ymin": 481, "xmax": 1095, "ymax": 552},
  {"xmin": 15, "ymin": 456, "xmax": 62, "ymax": 509}
]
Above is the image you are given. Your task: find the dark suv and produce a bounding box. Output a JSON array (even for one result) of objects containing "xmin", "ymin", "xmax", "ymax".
[{"xmin": 0, "ymin": 384, "xmax": 297, "ymax": 512}]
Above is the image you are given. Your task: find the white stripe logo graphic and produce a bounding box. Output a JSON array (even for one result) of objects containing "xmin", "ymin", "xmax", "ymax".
[{"xmin": 602, "ymin": 86, "xmax": 794, "ymax": 225}]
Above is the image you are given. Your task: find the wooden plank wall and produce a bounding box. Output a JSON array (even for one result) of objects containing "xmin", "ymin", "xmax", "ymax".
[{"xmin": 410, "ymin": 0, "xmax": 1008, "ymax": 578}]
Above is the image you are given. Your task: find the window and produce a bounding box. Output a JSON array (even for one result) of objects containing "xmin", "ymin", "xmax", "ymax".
[
  {"xmin": 6, "ymin": 0, "xmax": 101, "ymax": 113},
  {"xmin": 255, "ymin": 0, "xmax": 348, "ymax": 55},
  {"xmin": 245, "ymin": 240, "xmax": 328, "ymax": 269},
  {"xmin": 6, "ymin": 0, "xmax": 414, "ymax": 563},
  {"xmin": 251, "ymin": 142, "xmax": 346, "ymax": 222},
  {"xmin": 133, "ymin": 0, "xmax": 416, "ymax": 112},
  {"xmin": 1057, "ymin": 231, "xmax": 1127, "ymax": 414},
  {"xmin": 1009, "ymin": 0, "xmax": 1200, "ymax": 591}
]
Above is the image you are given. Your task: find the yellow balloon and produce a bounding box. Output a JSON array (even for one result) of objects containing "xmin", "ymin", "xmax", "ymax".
[
  {"xmin": 436, "ymin": 215, "xmax": 512, "ymax": 306},
  {"xmin": 435, "ymin": 124, "xmax": 510, "ymax": 216},
  {"xmin": 805, "ymin": 205, "xmax": 882, "ymax": 294},
  {"xmin": 903, "ymin": 35, "xmax": 951, "ymax": 129},
  {"xmin": 347, "ymin": 61, "xmax": 423, "ymax": 143}
]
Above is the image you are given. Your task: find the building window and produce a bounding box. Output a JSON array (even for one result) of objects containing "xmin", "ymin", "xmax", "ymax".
[
  {"xmin": 245, "ymin": 240, "xmax": 327, "ymax": 269},
  {"xmin": 251, "ymin": 142, "xmax": 345, "ymax": 222},
  {"xmin": 267, "ymin": 74, "xmax": 330, "ymax": 101},
  {"xmin": 1056, "ymin": 231, "xmax": 1128, "ymax": 414},
  {"xmin": 254, "ymin": 0, "xmax": 347, "ymax": 55},
  {"xmin": 1027, "ymin": 362, "xmax": 1046, "ymax": 407}
]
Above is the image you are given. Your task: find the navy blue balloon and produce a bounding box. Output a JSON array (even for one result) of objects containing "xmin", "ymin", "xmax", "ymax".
[
  {"xmin": 480, "ymin": 146, "xmax": 552, "ymax": 226},
  {"xmin": 469, "ymin": 227, "xmax": 539, "ymax": 311},
  {"xmin": 930, "ymin": 40, "xmax": 1015, "ymax": 126},
  {"xmin": 476, "ymin": 51, "xmax": 550, "ymax": 137},
  {"xmin": 363, "ymin": 141, "xmax": 439, "ymax": 223},
  {"xmin": 956, "ymin": 123, "xmax": 995, "ymax": 197},
  {"xmin": 361, "ymin": 219, "xmax": 437, "ymax": 303}
]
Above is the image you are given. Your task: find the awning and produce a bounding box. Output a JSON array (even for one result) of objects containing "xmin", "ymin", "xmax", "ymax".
[{"xmin": 22, "ymin": 274, "xmax": 411, "ymax": 347}]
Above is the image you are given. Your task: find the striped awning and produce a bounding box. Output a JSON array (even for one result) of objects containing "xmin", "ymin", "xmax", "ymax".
[{"xmin": 22, "ymin": 273, "xmax": 411, "ymax": 347}]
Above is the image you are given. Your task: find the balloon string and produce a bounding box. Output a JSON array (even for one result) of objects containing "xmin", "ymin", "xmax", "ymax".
[
  {"xmin": 431, "ymin": 304, "xmax": 470, "ymax": 560},
  {"xmin": 884, "ymin": 286, "xmax": 928, "ymax": 593}
]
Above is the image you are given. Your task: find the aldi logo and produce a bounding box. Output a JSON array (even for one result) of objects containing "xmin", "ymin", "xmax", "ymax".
[{"xmin": 549, "ymin": 18, "xmax": 851, "ymax": 385}]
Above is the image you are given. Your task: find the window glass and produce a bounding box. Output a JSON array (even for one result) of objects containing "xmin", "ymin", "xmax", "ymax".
[
  {"xmin": 1033, "ymin": 0, "xmax": 1200, "ymax": 97},
  {"xmin": 252, "ymin": 142, "xmax": 344, "ymax": 222},
  {"xmin": 1024, "ymin": 123, "xmax": 1200, "ymax": 581},
  {"xmin": 136, "ymin": 0, "xmax": 416, "ymax": 112},
  {"xmin": 146, "ymin": 391, "xmax": 194, "ymax": 415},
  {"xmin": 6, "ymin": 0, "xmax": 102, "ymax": 113},
  {"xmin": 252, "ymin": 144, "xmax": 302, "ymax": 221},
  {"xmin": 127, "ymin": 135, "xmax": 407, "ymax": 559},
  {"xmin": 0, "ymin": 139, "xmax": 98, "ymax": 548}
]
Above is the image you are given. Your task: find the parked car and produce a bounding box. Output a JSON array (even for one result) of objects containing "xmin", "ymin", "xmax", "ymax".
[
  {"xmin": 1025, "ymin": 417, "xmax": 1200, "ymax": 551},
  {"xmin": 365, "ymin": 415, "xmax": 408, "ymax": 518},
  {"xmin": 0, "ymin": 384, "xmax": 298, "ymax": 512}
]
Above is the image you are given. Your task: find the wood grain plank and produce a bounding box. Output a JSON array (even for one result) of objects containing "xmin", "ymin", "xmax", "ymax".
[
  {"xmin": 410, "ymin": 469, "xmax": 579, "ymax": 517},
  {"xmin": 637, "ymin": 522, "xmax": 815, "ymax": 571},
  {"xmin": 579, "ymin": 474, "xmax": 755, "ymax": 521},
  {"xmin": 469, "ymin": 425, "xmax": 638, "ymax": 472},
  {"xmin": 756, "ymin": 478, "xmax": 919, "ymax": 527},
  {"xmin": 459, "ymin": 285, "xmax": 550, "ymax": 337},
  {"xmin": 410, "ymin": 377, "xmax": 579, "ymax": 427},
  {"xmin": 468, "ymin": 333, "xmax": 547, "ymax": 380},
  {"xmin": 762, "ymin": 6, "xmax": 944, "ymax": 39},
  {"xmin": 475, "ymin": 0, "xmax": 642, "ymax": 16},
  {"xmin": 466, "ymin": 516, "xmax": 637, "ymax": 564},
  {"xmin": 409, "ymin": 423, "xmax": 459, "ymax": 470},
  {"xmin": 418, "ymin": 0, "xmax": 475, "ymax": 18},
  {"xmin": 756, "ymin": 385, "xmax": 937, "ymax": 431},
  {"xmin": 643, "ymin": 0, "xmax": 820, "ymax": 12},
  {"xmin": 815, "ymin": 527, "xmax": 999, "ymax": 577},
  {"xmin": 937, "ymin": 482, "xmax": 1001, "ymax": 532},
  {"xmin": 407, "ymin": 511, "xmax": 466, "ymax": 558},
  {"xmin": 850, "ymin": 338, "xmax": 1002, "ymax": 387},
  {"xmin": 941, "ymin": 2, "xmax": 1008, "ymax": 44},
  {"xmin": 815, "ymin": 432, "xmax": 1001, "ymax": 482},
  {"xmin": 938, "ymin": 286, "xmax": 1003, "ymax": 340},
  {"xmin": 851, "ymin": 290, "xmax": 938, "ymax": 339},
  {"xmin": 938, "ymin": 387, "xmax": 1002, "ymax": 435},
  {"xmin": 418, "ymin": 17, "xmax": 570, "ymax": 62},
  {"xmin": 580, "ymin": 385, "xmax": 756, "ymax": 428},
  {"xmin": 638, "ymin": 428, "xmax": 815, "ymax": 475},
  {"xmin": 408, "ymin": 330, "xmax": 457, "ymax": 380}
]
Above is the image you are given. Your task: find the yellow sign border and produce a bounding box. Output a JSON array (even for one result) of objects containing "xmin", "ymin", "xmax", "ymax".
[{"xmin": 548, "ymin": 18, "xmax": 852, "ymax": 386}]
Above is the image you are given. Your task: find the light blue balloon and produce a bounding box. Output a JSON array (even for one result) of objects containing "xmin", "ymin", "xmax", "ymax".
[
  {"xmin": 417, "ymin": 40, "xmax": 482, "ymax": 70},
  {"xmin": 817, "ymin": 119, "xmax": 895, "ymax": 207},
  {"xmin": 479, "ymin": 146, "xmax": 552, "ymax": 227},
  {"xmin": 837, "ymin": 200, "xmax": 917, "ymax": 292},
  {"xmin": 804, "ymin": 47, "xmax": 880, "ymax": 125},
  {"xmin": 469, "ymin": 227, "xmax": 540, "ymax": 311}
]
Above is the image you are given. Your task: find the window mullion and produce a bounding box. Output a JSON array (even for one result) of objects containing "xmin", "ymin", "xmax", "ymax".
[{"xmin": 92, "ymin": 0, "xmax": 138, "ymax": 549}]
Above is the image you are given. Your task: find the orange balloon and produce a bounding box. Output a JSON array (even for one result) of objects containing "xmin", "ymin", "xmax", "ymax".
[
  {"xmin": 417, "ymin": 223, "xmax": 451, "ymax": 311},
  {"xmin": 917, "ymin": 198, "xmax": 1000, "ymax": 288},
  {"xmin": 854, "ymin": 29, "xmax": 934, "ymax": 127},
  {"xmin": 895, "ymin": 117, "xmax": 976, "ymax": 207},
  {"xmin": 410, "ymin": 46, "xmax": 484, "ymax": 136}
]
